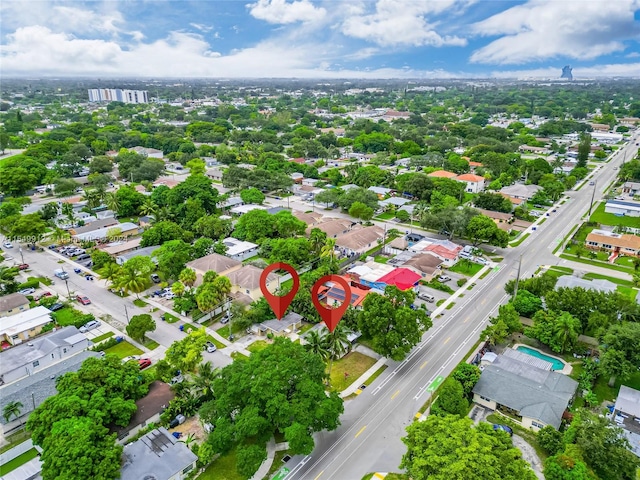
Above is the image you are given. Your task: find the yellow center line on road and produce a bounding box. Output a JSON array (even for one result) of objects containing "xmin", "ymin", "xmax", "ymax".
[
  {"xmin": 443, "ymin": 337, "xmax": 451, "ymax": 344},
  {"xmin": 391, "ymin": 390, "xmax": 400, "ymax": 400},
  {"xmin": 463, "ymin": 316, "xmax": 471, "ymax": 323},
  {"xmin": 481, "ymin": 298, "xmax": 487, "ymax": 305},
  {"xmin": 355, "ymin": 425, "xmax": 367, "ymax": 438},
  {"xmin": 420, "ymin": 361, "xmax": 428, "ymax": 369},
  {"xmin": 314, "ymin": 471, "xmax": 325, "ymax": 480}
]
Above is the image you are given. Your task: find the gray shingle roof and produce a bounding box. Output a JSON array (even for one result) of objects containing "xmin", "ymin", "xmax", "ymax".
[
  {"xmin": 0, "ymin": 350, "xmax": 100, "ymax": 424},
  {"xmin": 0, "ymin": 293, "xmax": 30, "ymax": 313},
  {"xmin": 472, "ymin": 355, "xmax": 577, "ymax": 428},
  {"xmin": 261, "ymin": 312, "xmax": 303, "ymax": 333},
  {"xmin": 120, "ymin": 427, "xmax": 197, "ymax": 480}
]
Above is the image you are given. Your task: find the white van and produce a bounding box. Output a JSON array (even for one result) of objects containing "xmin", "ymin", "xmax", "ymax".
[{"xmin": 417, "ymin": 292, "xmax": 435, "ymax": 302}]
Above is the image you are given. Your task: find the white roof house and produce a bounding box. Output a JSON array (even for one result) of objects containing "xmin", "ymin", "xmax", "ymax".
[
  {"xmin": 0, "ymin": 306, "xmax": 54, "ymax": 346},
  {"xmin": 230, "ymin": 204, "xmax": 267, "ymax": 215},
  {"xmin": 222, "ymin": 237, "xmax": 259, "ymax": 261},
  {"xmin": 73, "ymin": 222, "xmax": 139, "ymax": 242}
]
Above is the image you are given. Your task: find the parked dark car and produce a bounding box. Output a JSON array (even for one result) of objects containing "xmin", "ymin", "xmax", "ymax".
[
  {"xmin": 49, "ymin": 303, "xmax": 64, "ymax": 311},
  {"xmin": 151, "ymin": 274, "xmax": 161, "ymax": 283},
  {"xmin": 493, "ymin": 424, "xmax": 513, "ymax": 436},
  {"xmin": 76, "ymin": 254, "xmax": 91, "ymax": 261}
]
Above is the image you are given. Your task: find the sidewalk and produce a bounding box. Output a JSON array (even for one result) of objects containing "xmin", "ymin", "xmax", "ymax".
[
  {"xmin": 340, "ymin": 356, "xmax": 387, "ymax": 398},
  {"xmin": 250, "ymin": 438, "xmax": 290, "ymax": 480},
  {"xmin": 430, "ymin": 264, "xmax": 491, "ymax": 318}
]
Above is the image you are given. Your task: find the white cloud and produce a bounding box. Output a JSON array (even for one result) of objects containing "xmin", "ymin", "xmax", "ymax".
[
  {"xmin": 190, "ymin": 23, "xmax": 213, "ymax": 33},
  {"xmin": 340, "ymin": 0, "xmax": 469, "ymax": 47},
  {"xmin": 248, "ymin": 0, "xmax": 326, "ymax": 24},
  {"xmin": 470, "ymin": 0, "xmax": 640, "ymax": 64}
]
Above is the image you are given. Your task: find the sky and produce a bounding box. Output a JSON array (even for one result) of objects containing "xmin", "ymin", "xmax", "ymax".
[{"xmin": 1, "ymin": 0, "xmax": 640, "ymax": 79}]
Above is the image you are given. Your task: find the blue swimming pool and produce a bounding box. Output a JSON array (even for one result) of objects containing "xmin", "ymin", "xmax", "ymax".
[{"xmin": 516, "ymin": 346, "xmax": 565, "ymax": 371}]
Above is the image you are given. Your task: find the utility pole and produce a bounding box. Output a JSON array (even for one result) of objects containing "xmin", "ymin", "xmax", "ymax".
[
  {"xmin": 513, "ymin": 253, "xmax": 523, "ymax": 299},
  {"xmin": 18, "ymin": 244, "xmax": 24, "ymax": 264},
  {"xmin": 124, "ymin": 304, "xmax": 130, "ymax": 323},
  {"xmin": 588, "ymin": 179, "xmax": 597, "ymax": 217}
]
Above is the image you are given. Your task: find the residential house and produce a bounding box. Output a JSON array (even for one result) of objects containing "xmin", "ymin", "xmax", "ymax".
[
  {"xmin": 185, "ymin": 253, "xmax": 242, "ymax": 286},
  {"xmin": 455, "ymin": 173, "xmax": 486, "ymax": 193},
  {"xmin": 585, "ymin": 229, "xmax": 640, "ymax": 257},
  {"xmin": 290, "ymin": 172, "xmax": 304, "ymax": 183},
  {"xmin": 0, "ymin": 326, "xmax": 89, "ymax": 385},
  {"xmin": 426, "ymin": 170, "xmax": 457, "ymax": 180},
  {"xmin": 116, "ymin": 245, "xmax": 162, "ymax": 265},
  {"xmin": 293, "ymin": 210, "xmax": 323, "ymax": 227},
  {"xmin": 0, "ymin": 293, "xmax": 30, "ymax": 317},
  {"xmin": 0, "ymin": 350, "xmax": 100, "ymax": 435},
  {"xmin": 347, "ymin": 261, "xmax": 395, "ymax": 290},
  {"xmin": 410, "ymin": 239, "xmax": 463, "ymax": 267},
  {"xmin": 102, "ymin": 238, "xmax": 142, "ymax": 259},
  {"xmin": 377, "ymin": 268, "xmax": 421, "ymax": 291},
  {"xmin": 339, "ymin": 184, "xmax": 360, "ymax": 192},
  {"xmin": 499, "ymin": 184, "xmax": 542, "ymax": 200},
  {"xmin": 380, "ymin": 197, "xmax": 412, "ymax": 209},
  {"xmin": 0, "ymin": 306, "xmax": 55, "ymax": 349},
  {"xmin": 206, "ymin": 167, "xmax": 224, "ymax": 182},
  {"xmin": 73, "ymin": 222, "xmax": 139, "ymax": 242},
  {"xmin": 115, "ymin": 381, "xmax": 175, "ymax": 443},
  {"xmin": 131, "ymin": 146, "xmax": 164, "ymax": 159},
  {"xmin": 293, "ymin": 185, "xmax": 324, "ymax": 199},
  {"xmin": 499, "ymin": 193, "xmax": 525, "ymax": 207},
  {"xmin": 555, "ymin": 275, "xmax": 617, "ymax": 294},
  {"xmin": 401, "ymin": 253, "xmax": 443, "ymax": 281},
  {"xmin": 335, "ymin": 225, "xmax": 385, "ymax": 256},
  {"xmin": 308, "ymin": 218, "xmax": 354, "ymax": 238},
  {"xmin": 258, "ymin": 312, "xmax": 303, "ymax": 337},
  {"xmin": 69, "ymin": 217, "xmax": 119, "ymax": 236},
  {"xmin": 138, "ymin": 216, "xmax": 153, "ymax": 228},
  {"xmin": 221, "ymin": 196, "xmax": 244, "ymax": 210},
  {"xmin": 605, "ymin": 200, "xmax": 640, "ymax": 217},
  {"xmin": 622, "ymin": 182, "xmax": 640, "ymax": 196},
  {"xmin": 476, "ymin": 209, "xmax": 514, "ymax": 223},
  {"xmin": 222, "ymin": 237, "xmax": 259, "ymax": 261},
  {"xmin": 229, "ymin": 204, "xmax": 267, "ymax": 216},
  {"xmin": 315, "ymin": 276, "xmax": 373, "ymax": 309},
  {"xmin": 120, "ymin": 427, "xmax": 198, "ymax": 480},
  {"xmin": 472, "ymin": 353, "xmax": 578, "ymax": 430},
  {"xmin": 612, "ymin": 386, "xmax": 640, "ymax": 454},
  {"xmin": 384, "ymin": 236, "xmax": 409, "ymax": 255},
  {"xmin": 368, "ymin": 186, "xmax": 393, "ymax": 199},
  {"xmin": 302, "ymin": 178, "xmax": 320, "ymax": 187},
  {"xmin": 227, "ymin": 265, "xmax": 279, "ymax": 301}
]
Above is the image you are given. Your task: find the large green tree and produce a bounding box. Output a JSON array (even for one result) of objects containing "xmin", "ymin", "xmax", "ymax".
[
  {"xmin": 201, "ymin": 338, "xmax": 343, "ymax": 477},
  {"xmin": 400, "ymin": 415, "xmax": 536, "ymax": 480},
  {"xmin": 358, "ymin": 286, "xmax": 432, "ymax": 360},
  {"xmin": 126, "ymin": 314, "xmax": 156, "ymax": 342},
  {"xmin": 599, "ymin": 322, "xmax": 640, "ymax": 386}
]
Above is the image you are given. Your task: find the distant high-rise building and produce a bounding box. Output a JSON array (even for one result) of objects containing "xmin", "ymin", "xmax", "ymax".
[
  {"xmin": 560, "ymin": 65, "xmax": 573, "ymax": 81},
  {"xmin": 88, "ymin": 88, "xmax": 149, "ymax": 104}
]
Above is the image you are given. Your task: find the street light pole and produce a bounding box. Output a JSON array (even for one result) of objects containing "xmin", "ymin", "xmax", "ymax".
[
  {"xmin": 588, "ymin": 179, "xmax": 597, "ymax": 217},
  {"xmin": 124, "ymin": 304, "xmax": 130, "ymax": 323},
  {"xmin": 513, "ymin": 253, "xmax": 523, "ymax": 299},
  {"xmin": 18, "ymin": 245, "xmax": 24, "ymax": 264}
]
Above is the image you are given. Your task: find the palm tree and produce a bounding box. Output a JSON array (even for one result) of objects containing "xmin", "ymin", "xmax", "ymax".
[
  {"xmin": 113, "ymin": 267, "xmax": 148, "ymax": 299},
  {"xmin": 320, "ymin": 238, "xmax": 338, "ymax": 269},
  {"xmin": 139, "ymin": 198, "xmax": 158, "ymax": 217},
  {"xmin": 3, "ymin": 400, "xmax": 23, "ymax": 426},
  {"xmin": 553, "ymin": 313, "xmax": 580, "ymax": 354},
  {"xmin": 179, "ymin": 268, "xmax": 197, "ymax": 289},
  {"xmin": 193, "ymin": 361, "xmax": 218, "ymax": 401},
  {"xmin": 304, "ymin": 329, "xmax": 329, "ymax": 361},
  {"xmin": 60, "ymin": 202, "xmax": 75, "ymax": 225},
  {"xmin": 202, "ymin": 270, "xmax": 218, "ymax": 284},
  {"xmin": 153, "ymin": 206, "xmax": 173, "ymax": 223},
  {"xmin": 82, "ymin": 189, "xmax": 103, "ymax": 210},
  {"xmin": 309, "ymin": 228, "xmax": 327, "ymax": 256},
  {"xmin": 105, "ymin": 192, "xmax": 120, "ymax": 214},
  {"xmin": 0, "ymin": 265, "xmax": 19, "ymax": 284},
  {"xmin": 98, "ymin": 262, "xmax": 122, "ymax": 287}
]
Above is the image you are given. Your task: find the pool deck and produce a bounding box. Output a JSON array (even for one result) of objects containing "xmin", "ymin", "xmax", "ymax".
[{"xmin": 512, "ymin": 344, "xmax": 573, "ymax": 375}]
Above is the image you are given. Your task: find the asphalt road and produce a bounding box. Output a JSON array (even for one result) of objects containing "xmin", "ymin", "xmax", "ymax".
[{"xmin": 283, "ymin": 134, "xmax": 640, "ymax": 480}]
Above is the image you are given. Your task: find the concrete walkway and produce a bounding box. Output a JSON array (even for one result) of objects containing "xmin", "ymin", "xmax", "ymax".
[{"xmin": 250, "ymin": 438, "xmax": 290, "ymax": 480}]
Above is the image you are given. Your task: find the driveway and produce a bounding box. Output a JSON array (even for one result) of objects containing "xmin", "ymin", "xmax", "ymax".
[{"xmin": 512, "ymin": 434, "xmax": 544, "ymax": 480}]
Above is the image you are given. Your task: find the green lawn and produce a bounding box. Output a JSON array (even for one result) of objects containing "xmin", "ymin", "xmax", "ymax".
[
  {"xmin": 142, "ymin": 338, "xmax": 160, "ymax": 350},
  {"xmin": 53, "ymin": 306, "xmax": 87, "ymax": 327},
  {"xmin": 374, "ymin": 255, "xmax": 389, "ymax": 264},
  {"xmin": 329, "ymin": 352, "xmax": 377, "ymax": 392},
  {"xmin": 230, "ymin": 351, "xmax": 249, "ymax": 361},
  {"xmin": 0, "ymin": 448, "xmax": 39, "ymax": 475},
  {"xmin": 582, "ymin": 272, "xmax": 635, "ymax": 287},
  {"xmin": 363, "ymin": 365, "xmax": 388, "ymax": 387},
  {"xmin": 206, "ymin": 335, "xmax": 226, "ymax": 349},
  {"xmin": 197, "ymin": 446, "xmax": 244, "ymax": 480},
  {"xmin": 247, "ymin": 340, "xmax": 270, "ymax": 354},
  {"xmin": 559, "ymin": 254, "xmax": 635, "ymax": 274},
  {"xmin": 92, "ymin": 331, "xmax": 115, "ymax": 343},
  {"xmin": 590, "ymin": 201, "xmax": 640, "ymax": 227},
  {"xmin": 375, "ymin": 212, "xmax": 395, "ymax": 220},
  {"xmin": 133, "ymin": 299, "xmax": 147, "ymax": 307},
  {"xmin": 449, "ymin": 261, "xmax": 483, "ymax": 276},
  {"xmin": 104, "ymin": 341, "xmax": 143, "ymax": 359},
  {"xmin": 163, "ymin": 313, "xmax": 179, "ymax": 323},
  {"xmin": 215, "ymin": 321, "xmax": 246, "ymax": 340},
  {"xmin": 0, "ymin": 432, "xmax": 31, "ymax": 454},
  {"xmin": 297, "ymin": 322, "xmax": 314, "ymax": 335},
  {"xmin": 266, "ymin": 449, "xmax": 291, "ymax": 479}
]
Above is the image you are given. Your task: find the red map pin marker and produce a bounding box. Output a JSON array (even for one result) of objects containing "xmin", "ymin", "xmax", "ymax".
[
  {"xmin": 311, "ymin": 275, "xmax": 352, "ymax": 332},
  {"xmin": 260, "ymin": 262, "xmax": 300, "ymax": 320}
]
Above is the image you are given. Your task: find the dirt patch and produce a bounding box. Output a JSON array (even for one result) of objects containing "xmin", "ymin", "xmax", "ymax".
[{"xmin": 170, "ymin": 415, "xmax": 206, "ymax": 442}]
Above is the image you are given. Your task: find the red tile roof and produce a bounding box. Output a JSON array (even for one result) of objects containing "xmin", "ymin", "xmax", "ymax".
[
  {"xmin": 456, "ymin": 173, "xmax": 485, "ymax": 182},
  {"xmin": 377, "ymin": 268, "xmax": 421, "ymax": 291},
  {"xmin": 427, "ymin": 170, "xmax": 457, "ymax": 179}
]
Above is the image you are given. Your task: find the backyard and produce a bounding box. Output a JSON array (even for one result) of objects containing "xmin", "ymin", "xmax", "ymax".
[{"xmin": 197, "ymin": 445, "xmax": 243, "ymax": 480}]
